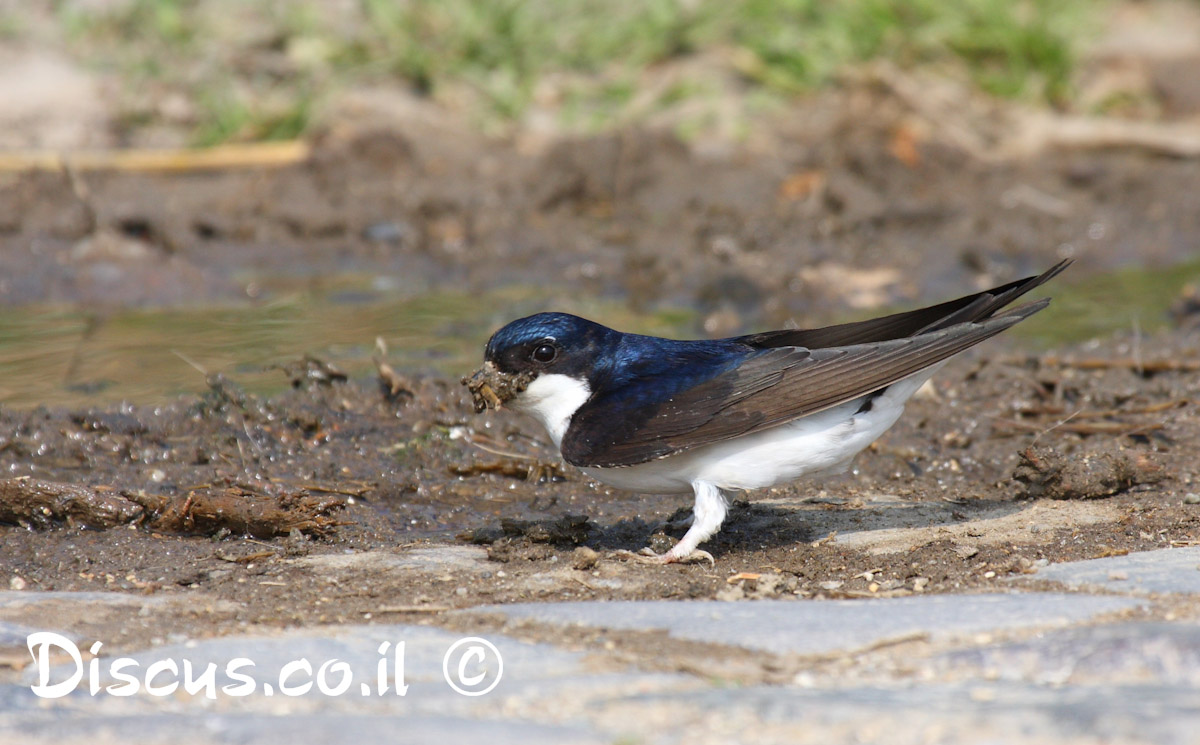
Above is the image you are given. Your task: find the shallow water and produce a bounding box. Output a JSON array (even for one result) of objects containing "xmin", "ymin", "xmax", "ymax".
[
  {"xmin": 0, "ymin": 282, "xmax": 695, "ymax": 408},
  {"xmin": 1, "ymin": 260, "xmax": 1196, "ymax": 409}
]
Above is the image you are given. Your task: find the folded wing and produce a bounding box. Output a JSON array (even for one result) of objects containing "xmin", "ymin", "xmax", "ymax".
[
  {"xmin": 561, "ymin": 264, "xmax": 1063, "ymax": 469},
  {"xmin": 737, "ymin": 259, "xmax": 1070, "ymax": 349}
]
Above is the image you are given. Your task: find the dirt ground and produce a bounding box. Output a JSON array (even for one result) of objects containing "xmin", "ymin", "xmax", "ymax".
[
  {"xmin": 1, "ymin": 83, "xmax": 1199, "ymax": 668},
  {"xmin": 4, "ymin": 83, "xmax": 1199, "ymax": 317}
]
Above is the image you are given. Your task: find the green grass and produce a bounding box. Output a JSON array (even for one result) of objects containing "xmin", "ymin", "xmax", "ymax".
[
  {"xmin": 728, "ymin": 0, "xmax": 1085, "ymax": 103},
  {"xmin": 43, "ymin": 0, "xmax": 1103, "ymax": 144}
]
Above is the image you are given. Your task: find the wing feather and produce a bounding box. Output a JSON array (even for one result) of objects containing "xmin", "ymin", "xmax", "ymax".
[{"xmin": 561, "ymin": 300, "xmax": 1048, "ymax": 468}]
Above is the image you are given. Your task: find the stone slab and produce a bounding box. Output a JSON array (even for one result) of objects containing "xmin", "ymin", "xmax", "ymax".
[
  {"xmin": 929, "ymin": 620, "xmax": 1200, "ymax": 686},
  {"xmin": 481, "ymin": 594, "xmax": 1144, "ymax": 655},
  {"xmin": 1036, "ymin": 546, "xmax": 1200, "ymax": 595},
  {"xmin": 3, "ymin": 622, "xmax": 694, "ymax": 744},
  {"xmin": 612, "ymin": 682, "xmax": 1200, "ymax": 745}
]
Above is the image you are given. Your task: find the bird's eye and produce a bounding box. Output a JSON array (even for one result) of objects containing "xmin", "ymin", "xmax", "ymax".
[{"xmin": 530, "ymin": 342, "xmax": 557, "ymax": 363}]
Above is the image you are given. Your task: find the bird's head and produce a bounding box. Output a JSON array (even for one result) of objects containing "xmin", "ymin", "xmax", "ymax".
[{"xmin": 463, "ymin": 312, "xmax": 614, "ymax": 414}]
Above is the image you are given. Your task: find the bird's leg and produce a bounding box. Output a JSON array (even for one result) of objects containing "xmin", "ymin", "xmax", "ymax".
[{"xmin": 632, "ymin": 481, "xmax": 727, "ymax": 565}]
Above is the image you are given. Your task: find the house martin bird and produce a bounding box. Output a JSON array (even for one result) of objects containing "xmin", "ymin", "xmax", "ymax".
[{"xmin": 464, "ymin": 261, "xmax": 1069, "ymax": 564}]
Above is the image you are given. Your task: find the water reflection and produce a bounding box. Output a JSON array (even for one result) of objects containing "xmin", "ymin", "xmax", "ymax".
[
  {"xmin": 0, "ymin": 284, "xmax": 695, "ymax": 408},
  {"xmin": 1, "ymin": 259, "xmax": 1196, "ymax": 408}
]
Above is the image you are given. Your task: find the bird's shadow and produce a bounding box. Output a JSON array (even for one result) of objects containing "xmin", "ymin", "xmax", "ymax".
[{"xmin": 584, "ymin": 494, "xmax": 1027, "ymax": 559}]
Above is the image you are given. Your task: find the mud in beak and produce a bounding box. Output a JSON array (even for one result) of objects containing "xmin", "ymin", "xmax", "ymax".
[{"xmin": 461, "ymin": 362, "xmax": 535, "ymax": 413}]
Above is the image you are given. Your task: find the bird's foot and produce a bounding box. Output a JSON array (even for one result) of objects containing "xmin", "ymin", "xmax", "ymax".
[{"xmin": 613, "ymin": 547, "xmax": 714, "ymax": 566}]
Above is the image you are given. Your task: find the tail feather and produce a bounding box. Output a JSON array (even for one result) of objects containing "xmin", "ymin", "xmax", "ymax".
[
  {"xmin": 915, "ymin": 260, "xmax": 1069, "ymax": 334},
  {"xmin": 738, "ymin": 259, "xmax": 1070, "ymax": 350}
]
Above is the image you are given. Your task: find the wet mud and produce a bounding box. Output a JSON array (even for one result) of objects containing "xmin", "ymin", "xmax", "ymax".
[
  {"xmin": 1, "ymin": 91, "xmax": 1199, "ymax": 654},
  {"xmin": 1, "ymin": 323, "xmax": 1198, "ymax": 652}
]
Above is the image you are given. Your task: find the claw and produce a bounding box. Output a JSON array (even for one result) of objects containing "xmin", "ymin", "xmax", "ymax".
[
  {"xmin": 613, "ymin": 547, "xmax": 715, "ymax": 566},
  {"xmin": 673, "ymin": 549, "xmax": 715, "ymax": 566}
]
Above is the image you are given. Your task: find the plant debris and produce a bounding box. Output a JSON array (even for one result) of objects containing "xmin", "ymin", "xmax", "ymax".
[
  {"xmin": 0, "ymin": 478, "xmax": 143, "ymax": 530},
  {"xmin": 1012, "ymin": 446, "xmax": 1166, "ymax": 500},
  {"xmin": 450, "ymin": 459, "xmax": 566, "ymax": 483},
  {"xmin": 462, "ymin": 363, "xmax": 535, "ymax": 412},
  {"xmin": 279, "ymin": 356, "xmax": 348, "ymax": 390},
  {"xmin": 373, "ymin": 337, "xmax": 414, "ymax": 399},
  {"xmin": 0, "ymin": 477, "xmax": 348, "ymax": 538},
  {"xmin": 132, "ymin": 485, "xmax": 349, "ymax": 539}
]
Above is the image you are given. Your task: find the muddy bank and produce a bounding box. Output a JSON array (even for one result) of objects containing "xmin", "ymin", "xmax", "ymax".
[
  {"xmin": 0, "ymin": 84, "xmax": 1199, "ymax": 657},
  {"xmin": 3, "ymin": 87, "xmax": 1199, "ymax": 331},
  {"xmin": 4, "ymin": 87, "xmax": 1200, "ymax": 414},
  {"xmin": 0, "ymin": 319, "xmax": 1197, "ymax": 653}
]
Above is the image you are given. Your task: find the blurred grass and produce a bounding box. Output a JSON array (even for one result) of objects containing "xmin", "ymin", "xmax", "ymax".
[{"xmin": 24, "ymin": 0, "xmax": 1102, "ymax": 144}]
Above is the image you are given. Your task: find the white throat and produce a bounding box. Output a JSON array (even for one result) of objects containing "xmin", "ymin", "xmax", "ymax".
[{"xmin": 510, "ymin": 373, "xmax": 591, "ymax": 448}]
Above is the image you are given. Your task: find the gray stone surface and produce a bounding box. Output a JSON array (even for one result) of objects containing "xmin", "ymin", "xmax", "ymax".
[
  {"xmin": 11, "ymin": 679, "xmax": 1196, "ymax": 745},
  {"xmin": 295, "ymin": 546, "xmax": 490, "ymax": 574},
  {"xmin": 481, "ymin": 594, "xmax": 1145, "ymax": 654},
  {"xmin": 3, "ymin": 589, "xmax": 1196, "ymax": 744},
  {"xmin": 930, "ymin": 621, "xmax": 1200, "ymax": 685},
  {"xmin": 0, "ymin": 621, "xmax": 50, "ymax": 647},
  {"xmin": 1, "ymin": 712, "xmax": 606, "ymax": 745},
  {"xmin": 1036, "ymin": 546, "xmax": 1200, "ymax": 594},
  {"xmin": 21, "ymin": 622, "xmax": 692, "ymax": 704},
  {"xmin": 0, "ymin": 590, "xmax": 169, "ymax": 610},
  {"xmin": 4, "ymin": 622, "xmax": 695, "ymax": 744},
  {"xmin": 620, "ymin": 683, "xmax": 1200, "ymax": 745}
]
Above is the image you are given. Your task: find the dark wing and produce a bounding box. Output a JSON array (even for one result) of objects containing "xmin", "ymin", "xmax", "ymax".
[
  {"xmin": 561, "ymin": 300, "xmax": 1048, "ymax": 468},
  {"xmin": 737, "ymin": 259, "xmax": 1070, "ymax": 349}
]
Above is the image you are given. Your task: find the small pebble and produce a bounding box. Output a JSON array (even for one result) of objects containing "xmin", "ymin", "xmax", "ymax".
[
  {"xmin": 647, "ymin": 533, "xmax": 675, "ymax": 554},
  {"xmin": 455, "ymin": 587, "xmax": 467, "ymax": 596},
  {"xmin": 150, "ymin": 469, "xmax": 166, "ymax": 483},
  {"xmin": 1183, "ymin": 493, "xmax": 1200, "ymax": 505},
  {"xmin": 1108, "ymin": 571, "xmax": 1128, "ymax": 581},
  {"xmin": 983, "ymin": 571, "xmax": 996, "ymax": 579},
  {"xmin": 362, "ymin": 221, "xmax": 411, "ymax": 244},
  {"xmin": 572, "ymin": 547, "xmax": 599, "ymax": 571},
  {"xmin": 9, "ymin": 576, "xmax": 26, "ymax": 590},
  {"xmin": 715, "ymin": 583, "xmax": 745, "ymax": 602},
  {"xmin": 942, "ymin": 431, "xmax": 971, "ymax": 448}
]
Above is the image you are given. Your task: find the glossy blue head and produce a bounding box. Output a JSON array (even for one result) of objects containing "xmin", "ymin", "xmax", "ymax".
[{"xmin": 484, "ymin": 312, "xmax": 619, "ymax": 382}]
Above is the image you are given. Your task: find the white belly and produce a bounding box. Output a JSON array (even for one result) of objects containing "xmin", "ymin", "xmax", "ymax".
[{"xmin": 581, "ymin": 368, "xmax": 938, "ymax": 495}]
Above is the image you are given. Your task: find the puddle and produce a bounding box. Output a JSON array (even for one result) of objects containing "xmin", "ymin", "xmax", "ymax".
[
  {"xmin": 0, "ymin": 282, "xmax": 697, "ymax": 408},
  {"xmin": 1, "ymin": 260, "xmax": 1196, "ymax": 409},
  {"xmin": 1017, "ymin": 256, "xmax": 1200, "ymax": 347}
]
